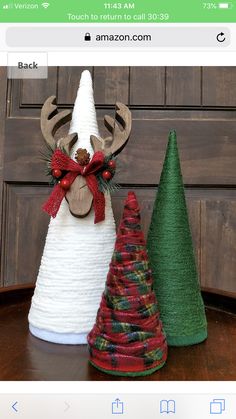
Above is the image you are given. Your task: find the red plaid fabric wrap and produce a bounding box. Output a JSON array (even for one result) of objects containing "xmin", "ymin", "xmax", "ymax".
[
  {"xmin": 42, "ymin": 149, "xmax": 106, "ymax": 223},
  {"xmin": 88, "ymin": 192, "xmax": 168, "ymax": 374}
]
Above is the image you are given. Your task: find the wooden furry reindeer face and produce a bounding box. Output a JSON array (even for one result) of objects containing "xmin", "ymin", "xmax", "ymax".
[{"xmin": 41, "ymin": 96, "xmax": 132, "ymax": 219}]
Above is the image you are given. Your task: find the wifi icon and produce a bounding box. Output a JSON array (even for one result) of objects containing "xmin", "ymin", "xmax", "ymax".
[{"xmin": 41, "ymin": 2, "xmax": 50, "ymax": 8}]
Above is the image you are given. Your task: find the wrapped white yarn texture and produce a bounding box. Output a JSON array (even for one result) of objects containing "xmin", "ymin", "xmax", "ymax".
[{"xmin": 28, "ymin": 70, "xmax": 116, "ymax": 345}]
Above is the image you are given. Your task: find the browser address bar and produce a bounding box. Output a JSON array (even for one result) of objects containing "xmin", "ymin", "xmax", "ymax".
[{"xmin": 6, "ymin": 27, "xmax": 230, "ymax": 48}]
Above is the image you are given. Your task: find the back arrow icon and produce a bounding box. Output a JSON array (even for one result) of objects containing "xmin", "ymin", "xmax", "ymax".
[
  {"xmin": 217, "ymin": 32, "xmax": 226, "ymax": 42},
  {"xmin": 12, "ymin": 402, "xmax": 18, "ymax": 412}
]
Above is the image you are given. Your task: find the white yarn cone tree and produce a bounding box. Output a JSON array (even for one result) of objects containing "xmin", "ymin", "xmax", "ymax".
[{"xmin": 28, "ymin": 70, "xmax": 132, "ymax": 344}]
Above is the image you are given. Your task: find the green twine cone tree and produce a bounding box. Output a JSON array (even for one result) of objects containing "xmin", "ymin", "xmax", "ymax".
[{"xmin": 147, "ymin": 130, "xmax": 207, "ymax": 346}]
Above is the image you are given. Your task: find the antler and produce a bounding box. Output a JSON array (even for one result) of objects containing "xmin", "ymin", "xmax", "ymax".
[
  {"xmin": 41, "ymin": 95, "xmax": 77, "ymax": 154},
  {"xmin": 90, "ymin": 102, "xmax": 132, "ymax": 156}
]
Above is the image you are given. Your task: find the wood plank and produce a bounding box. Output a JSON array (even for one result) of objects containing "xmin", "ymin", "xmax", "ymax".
[
  {"xmin": 2, "ymin": 185, "xmax": 51, "ymax": 287},
  {"xmin": 20, "ymin": 67, "xmax": 58, "ymax": 105},
  {"xmin": 0, "ymin": 67, "xmax": 7, "ymax": 288},
  {"xmin": 188, "ymin": 200, "xmax": 201, "ymax": 278},
  {"xmin": 130, "ymin": 67, "xmax": 165, "ymax": 105},
  {"xmin": 166, "ymin": 67, "xmax": 201, "ymax": 106},
  {"xmin": 201, "ymin": 199, "xmax": 236, "ymax": 295},
  {"xmin": 202, "ymin": 67, "xmax": 236, "ymax": 106},
  {"xmin": 93, "ymin": 67, "xmax": 129, "ymax": 104},
  {"xmin": 8, "ymin": 79, "xmax": 39, "ymax": 117},
  {"xmin": 100, "ymin": 109, "xmax": 236, "ymax": 185},
  {"xmin": 57, "ymin": 67, "xmax": 93, "ymax": 105},
  {"xmin": 4, "ymin": 117, "xmax": 72, "ymax": 183},
  {"xmin": 8, "ymin": 68, "xmax": 58, "ymax": 117},
  {"xmin": 4, "ymin": 110, "xmax": 236, "ymax": 185}
]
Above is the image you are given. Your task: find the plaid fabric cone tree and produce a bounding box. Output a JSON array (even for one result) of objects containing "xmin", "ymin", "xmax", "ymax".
[
  {"xmin": 88, "ymin": 192, "xmax": 167, "ymax": 377},
  {"xmin": 147, "ymin": 130, "xmax": 207, "ymax": 346}
]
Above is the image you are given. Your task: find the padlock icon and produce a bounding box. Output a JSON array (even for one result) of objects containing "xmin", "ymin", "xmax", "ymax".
[{"xmin": 84, "ymin": 32, "xmax": 91, "ymax": 41}]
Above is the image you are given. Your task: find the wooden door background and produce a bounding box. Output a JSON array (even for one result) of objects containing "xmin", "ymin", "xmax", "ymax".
[{"xmin": 0, "ymin": 66, "xmax": 236, "ymax": 298}]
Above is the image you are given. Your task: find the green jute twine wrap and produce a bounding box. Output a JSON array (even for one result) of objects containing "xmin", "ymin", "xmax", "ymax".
[{"xmin": 147, "ymin": 130, "xmax": 207, "ymax": 347}]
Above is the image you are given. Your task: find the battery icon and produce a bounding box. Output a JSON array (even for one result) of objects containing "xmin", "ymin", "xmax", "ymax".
[{"xmin": 218, "ymin": 3, "xmax": 232, "ymax": 7}]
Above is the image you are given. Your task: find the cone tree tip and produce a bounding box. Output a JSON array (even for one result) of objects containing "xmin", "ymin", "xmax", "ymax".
[
  {"xmin": 79, "ymin": 69, "xmax": 93, "ymax": 88},
  {"xmin": 126, "ymin": 191, "xmax": 139, "ymax": 211},
  {"xmin": 69, "ymin": 69, "xmax": 99, "ymax": 152},
  {"xmin": 169, "ymin": 130, "xmax": 177, "ymax": 141}
]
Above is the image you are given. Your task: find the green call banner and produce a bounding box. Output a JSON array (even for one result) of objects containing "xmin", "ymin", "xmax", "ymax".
[{"xmin": 0, "ymin": 0, "xmax": 235, "ymax": 23}]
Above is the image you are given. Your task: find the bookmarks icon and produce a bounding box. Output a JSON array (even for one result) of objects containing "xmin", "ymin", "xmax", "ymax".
[{"xmin": 160, "ymin": 400, "xmax": 176, "ymax": 414}]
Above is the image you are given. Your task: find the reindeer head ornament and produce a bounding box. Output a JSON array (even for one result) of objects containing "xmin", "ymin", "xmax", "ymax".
[{"xmin": 41, "ymin": 96, "xmax": 132, "ymax": 219}]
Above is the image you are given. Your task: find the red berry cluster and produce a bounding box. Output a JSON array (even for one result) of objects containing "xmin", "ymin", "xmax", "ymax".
[
  {"xmin": 102, "ymin": 159, "xmax": 116, "ymax": 181},
  {"xmin": 52, "ymin": 169, "xmax": 70, "ymax": 190}
]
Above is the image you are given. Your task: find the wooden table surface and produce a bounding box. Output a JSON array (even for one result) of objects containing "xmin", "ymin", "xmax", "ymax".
[{"xmin": 0, "ymin": 295, "xmax": 236, "ymax": 381}]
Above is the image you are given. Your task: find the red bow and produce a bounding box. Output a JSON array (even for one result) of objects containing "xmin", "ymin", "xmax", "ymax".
[{"xmin": 42, "ymin": 149, "xmax": 106, "ymax": 223}]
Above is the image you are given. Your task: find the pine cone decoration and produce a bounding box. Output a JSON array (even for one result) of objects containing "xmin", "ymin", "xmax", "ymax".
[{"xmin": 75, "ymin": 148, "xmax": 90, "ymax": 166}]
